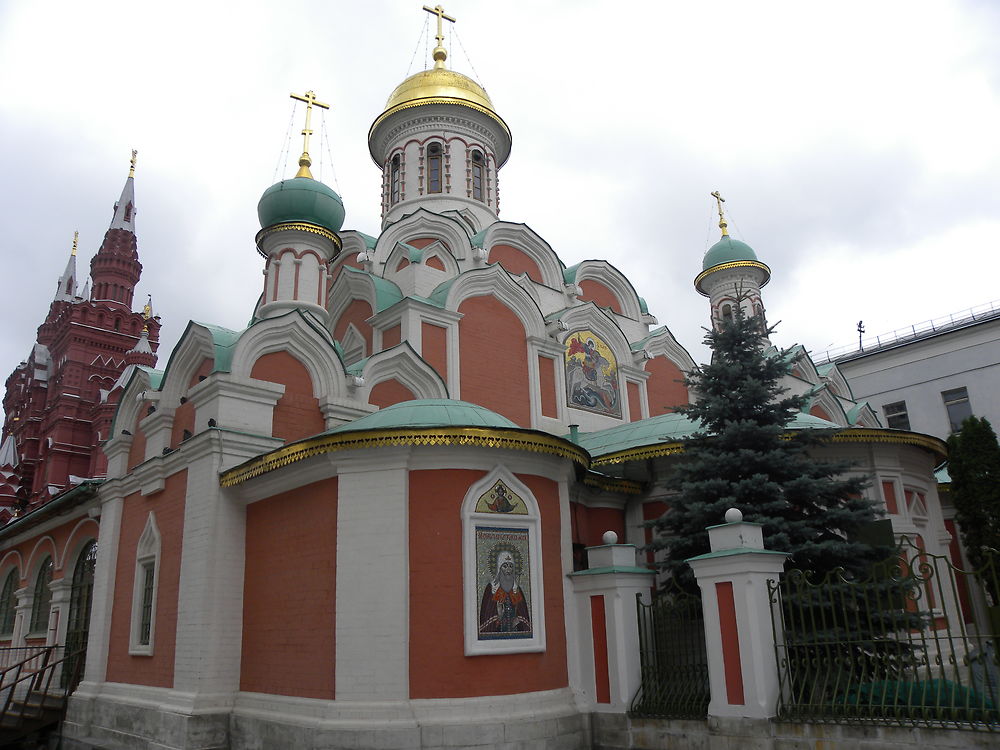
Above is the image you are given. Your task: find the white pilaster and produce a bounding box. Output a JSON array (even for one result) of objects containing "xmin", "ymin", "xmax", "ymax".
[{"xmin": 335, "ymin": 451, "xmax": 410, "ymax": 700}]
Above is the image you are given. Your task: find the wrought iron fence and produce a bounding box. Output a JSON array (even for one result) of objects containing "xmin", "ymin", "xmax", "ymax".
[
  {"xmin": 769, "ymin": 536, "xmax": 1000, "ymax": 730},
  {"xmin": 630, "ymin": 582, "xmax": 710, "ymax": 719}
]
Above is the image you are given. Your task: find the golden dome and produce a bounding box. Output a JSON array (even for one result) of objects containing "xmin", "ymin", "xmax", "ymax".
[{"xmin": 370, "ymin": 67, "xmax": 510, "ymax": 145}]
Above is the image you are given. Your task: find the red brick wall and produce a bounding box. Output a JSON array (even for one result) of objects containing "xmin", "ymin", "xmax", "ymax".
[
  {"xmin": 170, "ymin": 401, "xmax": 195, "ymax": 449},
  {"xmin": 421, "ymin": 323, "xmax": 448, "ymax": 383},
  {"xmin": 571, "ymin": 504, "xmax": 627, "ymax": 548},
  {"xmin": 458, "ymin": 296, "xmax": 530, "ymax": 426},
  {"xmin": 333, "ymin": 299, "xmax": 374, "ymax": 357},
  {"xmin": 538, "ymin": 355, "xmax": 558, "ymax": 418},
  {"xmin": 107, "ymin": 470, "xmax": 187, "ymax": 687},
  {"xmin": 408, "ymin": 470, "xmax": 568, "ymax": 698},
  {"xmin": 369, "ymin": 379, "xmax": 416, "ymax": 409},
  {"xmin": 489, "ymin": 244, "xmax": 542, "ymax": 284},
  {"xmin": 241, "ymin": 478, "xmax": 338, "ymax": 698},
  {"xmin": 425, "ymin": 255, "xmax": 446, "ymax": 271},
  {"xmin": 382, "ymin": 325, "xmax": 401, "ymax": 350},
  {"xmin": 626, "ymin": 381, "xmax": 642, "ymax": 422},
  {"xmin": 127, "ymin": 407, "xmax": 148, "ymax": 470},
  {"xmin": 645, "ymin": 356, "xmax": 688, "ymax": 416},
  {"xmin": 810, "ymin": 405, "xmax": 832, "ymax": 421},
  {"xmin": 251, "ymin": 352, "xmax": 325, "ymax": 442},
  {"xmin": 578, "ymin": 280, "xmax": 622, "ymax": 315}
]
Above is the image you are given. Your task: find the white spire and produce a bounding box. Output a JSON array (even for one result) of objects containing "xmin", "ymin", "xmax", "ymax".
[
  {"xmin": 53, "ymin": 232, "xmax": 78, "ymax": 302},
  {"xmin": 80, "ymin": 277, "xmax": 91, "ymax": 301},
  {"xmin": 128, "ymin": 328, "xmax": 154, "ymax": 355},
  {"xmin": 110, "ymin": 150, "xmax": 137, "ymax": 232},
  {"xmin": 0, "ymin": 434, "xmax": 18, "ymax": 469}
]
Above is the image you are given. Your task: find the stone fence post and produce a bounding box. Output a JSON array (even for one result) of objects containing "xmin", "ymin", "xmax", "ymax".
[
  {"xmin": 569, "ymin": 531, "xmax": 654, "ymax": 712},
  {"xmin": 686, "ymin": 509, "xmax": 788, "ymax": 719}
]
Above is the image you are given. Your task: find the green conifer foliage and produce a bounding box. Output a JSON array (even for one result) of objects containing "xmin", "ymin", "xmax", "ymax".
[
  {"xmin": 946, "ymin": 416, "xmax": 1000, "ymax": 602},
  {"xmin": 650, "ymin": 301, "xmax": 889, "ymax": 589}
]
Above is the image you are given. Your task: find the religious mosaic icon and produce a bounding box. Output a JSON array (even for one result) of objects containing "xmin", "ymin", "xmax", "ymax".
[
  {"xmin": 476, "ymin": 526, "xmax": 532, "ymax": 639},
  {"xmin": 565, "ymin": 330, "xmax": 621, "ymax": 418},
  {"xmin": 474, "ymin": 479, "xmax": 528, "ymax": 514}
]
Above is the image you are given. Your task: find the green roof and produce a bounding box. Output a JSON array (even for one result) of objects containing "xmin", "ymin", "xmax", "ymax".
[
  {"xmin": 327, "ymin": 399, "xmax": 517, "ymax": 433},
  {"xmin": 935, "ymin": 464, "xmax": 951, "ymax": 484},
  {"xmin": 340, "ymin": 267, "xmax": 404, "ymax": 312},
  {"xmin": 631, "ymin": 327, "xmax": 669, "ymax": 352},
  {"xmin": 257, "ymin": 176, "xmax": 345, "ymax": 233},
  {"xmin": 574, "ymin": 411, "xmax": 841, "ymax": 458},
  {"xmin": 702, "ymin": 236, "xmax": 759, "ymax": 271}
]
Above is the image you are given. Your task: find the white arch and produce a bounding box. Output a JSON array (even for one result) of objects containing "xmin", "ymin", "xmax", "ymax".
[
  {"xmin": 555, "ymin": 303, "xmax": 633, "ymax": 365},
  {"xmin": 805, "ymin": 385, "xmax": 849, "ymax": 426},
  {"xmin": 328, "ymin": 267, "xmax": 402, "ymax": 330},
  {"xmin": 341, "ymin": 323, "xmax": 367, "ymax": 366},
  {"xmin": 59, "ymin": 519, "xmax": 100, "ymax": 575},
  {"xmin": 569, "ymin": 260, "xmax": 644, "ymax": 320},
  {"xmin": 818, "ymin": 362, "xmax": 854, "ymax": 400},
  {"xmin": 229, "ymin": 311, "xmax": 348, "ymax": 402},
  {"xmin": 383, "ymin": 239, "xmax": 460, "ymax": 280},
  {"xmin": 480, "ymin": 222, "xmax": 566, "ymax": 290},
  {"xmin": 633, "ymin": 327, "xmax": 698, "ymax": 372},
  {"xmin": 359, "ymin": 343, "xmax": 449, "ymax": 402},
  {"xmin": 375, "ymin": 208, "xmax": 472, "ymax": 263},
  {"xmin": 25, "ymin": 536, "xmax": 58, "ymax": 579},
  {"xmin": 437, "ymin": 266, "xmax": 546, "ymax": 339},
  {"xmin": 109, "ymin": 367, "xmax": 157, "ymax": 442},
  {"xmin": 158, "ymin": 322, "xmax": 228, "ymax": 407},
  {"xmin": 0, "ymin": 550, "xmax": 23, "ymax": 578}
]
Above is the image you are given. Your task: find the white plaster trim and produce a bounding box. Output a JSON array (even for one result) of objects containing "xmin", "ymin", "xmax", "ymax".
[{"xmin": 461, "ymin": 466, "xmax": 546, "ymax": 656}]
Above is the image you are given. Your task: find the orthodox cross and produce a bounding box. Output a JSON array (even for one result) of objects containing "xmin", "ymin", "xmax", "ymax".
[
  {"xmin": 290, "ymin": 90, "xmax": 330, "ymax": 178},
  {"xmin": 71, "ymin": 230, "xmax": 79, "ymax": 257},
  {"xmin": 129, "ymin": 149, "xmax": 137, "ymax": 178},
  {"xmin": 711, "ymin": 190, "xmax": 729, "ymax": 237},
  {"xmin": 857, "ymin": 320, "xmax": 865, "ymax": 351},
  {"xmin": 423, "ymin": 4, "xmax": 456, "ymax": 48}
]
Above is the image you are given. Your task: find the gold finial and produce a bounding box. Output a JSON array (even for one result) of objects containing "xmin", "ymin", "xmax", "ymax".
[
  {"xmin": 711, "ymin": 190, "xmax": 729, "ymax": 237},
  {"xmin": 71, "ymin": 230, "xmax": 79, "ymax": 257},
  {"xmin": 129, "ymin": 149, "xmax": 137, "ymax": 178},
  {"xmin": 142, "ymin": 293, "xmax": 152, "ymax": 319},
  {"xmin": 423, "ymin": 4, "xmax": 456, "ymax": 69},
  {"xmin": 289, "ymin": 90, "xmax": 330, "ymax": 179}
]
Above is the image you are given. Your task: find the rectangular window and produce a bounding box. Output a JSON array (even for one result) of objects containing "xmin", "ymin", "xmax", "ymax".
[
  {"xmin": 472, "ymin": 162, "xmax": 483, "ymax": 201},
  {"xmin": 942, "ymin": 387, "xmax": 972, "ymax": 432},
  {"xmin": 428, "ymin": 155, "xmax": 441, "ymax": 193},
  {"xmin": 390, "ymin": 159, "xmax": 400, "ymax": 205},
  {"xmin": 883, "ymin": 401, "xmax": 910, "ymax": 431},
  {"xmin": 139, "ymin": 562, "xmax": 155, "ymax": 646}
]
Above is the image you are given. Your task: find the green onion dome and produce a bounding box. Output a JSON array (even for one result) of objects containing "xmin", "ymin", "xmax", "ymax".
[
  {"xmin": 702, "ymin": 235, "xmax": 759, "ymax": 271},
  {"xmin": 257, "ymin": 177, "xmax": 345, "ymax": 233}
]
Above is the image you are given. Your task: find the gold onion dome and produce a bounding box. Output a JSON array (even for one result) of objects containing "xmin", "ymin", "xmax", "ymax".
[{"xmin": 369, "ymin": 69, "xmax": 510, "ymax": 166}]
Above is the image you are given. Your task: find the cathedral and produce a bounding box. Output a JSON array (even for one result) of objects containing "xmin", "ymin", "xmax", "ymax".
[{"xmin": 0, "ymin": 8, "xmax": 954, "ymax": 750}]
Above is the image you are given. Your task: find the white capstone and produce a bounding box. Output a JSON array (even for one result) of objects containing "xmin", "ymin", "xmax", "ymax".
[
  {"xmin": 725, "ymin": 508, "xmax": 743, "ymax": 524},
  {"xmin": 602, "ymin": 530, "xmax": 618, "ymax": 545}
]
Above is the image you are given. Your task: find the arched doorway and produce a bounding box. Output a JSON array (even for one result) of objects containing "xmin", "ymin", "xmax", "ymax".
[{"xmin": 63, "ymin": 540, "xmax": 97, "ymax": 688}]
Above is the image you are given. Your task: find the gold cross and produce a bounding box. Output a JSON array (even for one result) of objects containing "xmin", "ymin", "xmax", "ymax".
[
  {"xmin": 711, "ymin": 190, "xmax": 729, "ymax": 237},
  {"xmin": 423, "ymin": 4, "xmax": 455, "ymax": 48},
  {"xmin": 129, "ymin": 149, "xmax": 137, "ymax": 178},
  {"xmin": 290, "ymin": 90, "xmax": 330, "ymax": 178},
  {"xmin": 423, "ymin": 4, "xmax": 455, "ymax": 68},
  {"xmin": 71, "ymin": 230, "xmax": 79, "ymax": 257}
]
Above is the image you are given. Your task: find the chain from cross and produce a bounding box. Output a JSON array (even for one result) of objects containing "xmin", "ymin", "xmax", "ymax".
[
  {"xmin": 423, "ymin": 4, "xmax": 455, "ymax": 48},
  {"xmin": 290, "ymin": 90, "xmax": 331, "ymax": 162}
]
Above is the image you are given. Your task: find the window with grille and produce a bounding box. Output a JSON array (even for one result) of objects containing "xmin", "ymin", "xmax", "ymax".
[
  {"xmin": 0, "ymin": 568, "xmax": 18, "ymax": 635},
  {"xmin": 427, "ymin": 143, "xmax": 443, "ymax": 194},
  {"xmin": 390, "ymin": 154, "xmax": 401, "ymax": 205},
  {"xmin": 883, "ymin": 401, "xmax": 910, "ymax": 431},
  {"xmin": 942, "ymin": 387, "xmax": 972, "ymax": 432},
  {"xmin": 130, "ymin": 513, "xmax": 160, "ymax": 654},
  {"xmin": 471, "ymin": 150, "xmax": 484, "ymax": 201},
  {"xmin": 29, "ymin": 557, "xmax": 52, "ymax": 634}
]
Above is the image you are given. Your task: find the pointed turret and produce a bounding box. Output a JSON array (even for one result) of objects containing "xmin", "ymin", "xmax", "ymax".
[
  {"xmin": 124, "ymin": 326, "xmax": 157, "ymax": 368},
  {"xmin": 90, "ymin": 150, "xmax": 142, "ymax": 310},
  {"xmin": 0, "ymin": 433, "xmax": 20, "ymax": 513},
  {"xmin": 53, "ymin": 232, "xmax": 79, "ymax": 301}
]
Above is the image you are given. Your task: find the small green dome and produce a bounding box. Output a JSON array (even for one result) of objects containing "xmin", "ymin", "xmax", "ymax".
[
  {"xmin": 328, "ymin": 399, "xmax": 517, "ymax": 433},
  {"xmin": 257, "ymin": 177, "xmax": 345, "ymax": 233},
  {"xmin": 702, "ymin": 235, "xmax": 758, "ymax": 271}
]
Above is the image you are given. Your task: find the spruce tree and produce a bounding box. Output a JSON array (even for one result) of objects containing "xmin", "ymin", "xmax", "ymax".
[
  {"xmin": 650, "ymin": 299, "xmax": 889, "ymax": 590},
  {"xmin": 946, "ymin": 416, "xmax": 1000, "ymax": 602}
]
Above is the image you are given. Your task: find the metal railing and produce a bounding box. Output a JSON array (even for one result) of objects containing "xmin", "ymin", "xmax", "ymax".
[
  {"xmin": 0, "ymin": 645, "xmax": 84, "ymax": 740},
  {"xmin": 631, "ymin": 582, "xmax": 710, "ymax": 719},
  {"xmin": 769, "ymin": 537, "xmax": 1000, "ymax": 730},
  {"xmin": 813, "ymin": 299, "xmax": 1000, "ymax": 364}
]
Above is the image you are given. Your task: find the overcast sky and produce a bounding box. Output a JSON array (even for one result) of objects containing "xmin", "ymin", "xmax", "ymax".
[{"xmin": 2, "ymin": 0, "xmax": 998, "ymax": 376}]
